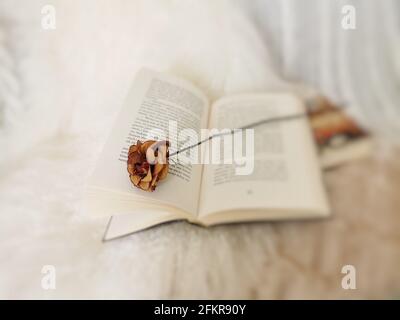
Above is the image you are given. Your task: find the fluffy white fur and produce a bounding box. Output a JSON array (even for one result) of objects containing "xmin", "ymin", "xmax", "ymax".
[{"xmin": 0, "ymin": 0, "xmax": 399, "ymax": 299}]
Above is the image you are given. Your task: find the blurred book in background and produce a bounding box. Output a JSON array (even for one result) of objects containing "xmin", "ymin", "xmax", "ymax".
[{"xmin": 307, "ymin": 96, "xmax": 373, "ymax": 169}]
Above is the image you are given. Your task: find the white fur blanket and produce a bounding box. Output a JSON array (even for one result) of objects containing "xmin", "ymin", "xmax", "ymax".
[{"xmin": 0, "ymin": 0, "xmax": 399, "ymax": 299}]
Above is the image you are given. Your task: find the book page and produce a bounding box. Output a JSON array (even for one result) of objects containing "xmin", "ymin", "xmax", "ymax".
[
  {"xmin": 88, "ymin": 68, "xmax": 209, "ymax": 216},
  {"xmin": 198, "ymin": 94, "xmax": 329, "ymax": 221}
]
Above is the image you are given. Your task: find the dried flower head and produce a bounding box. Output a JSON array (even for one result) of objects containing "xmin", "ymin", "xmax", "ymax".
[{"xmin": 127, "ymin": 140, "xmax": 169, "ymax": 191}]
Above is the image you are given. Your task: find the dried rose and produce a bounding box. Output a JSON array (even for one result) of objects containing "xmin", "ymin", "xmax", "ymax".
[{"xmin": 127, "ymin": 140, "xmax": 169, "ymax": 192}]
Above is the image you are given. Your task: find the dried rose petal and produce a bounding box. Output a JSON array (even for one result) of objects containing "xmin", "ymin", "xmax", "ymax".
[{"xmin": 127, "ymin": 140, "xmax": 169, "ymax": 191}]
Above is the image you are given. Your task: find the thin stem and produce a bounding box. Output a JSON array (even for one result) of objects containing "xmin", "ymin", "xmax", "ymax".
[{"xmin": 168, "ymin": 112, "xmax": 307, "ymax": 157}]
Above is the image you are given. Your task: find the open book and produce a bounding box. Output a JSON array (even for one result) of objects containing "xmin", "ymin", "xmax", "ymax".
[{"xmin": 84, "ymin": 69, "xmax": 330, "ymax": 240}]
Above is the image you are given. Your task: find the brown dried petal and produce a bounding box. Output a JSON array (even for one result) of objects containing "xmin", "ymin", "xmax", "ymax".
[
  {"xmin": 128, "ymin": 144, "xmax": 139, "ymax": 154},
  {"xmin": 150, "ymin": 176, "xmax": 158, "ymax": 189},
  {"xmin": 129, "ymin": 151, "xmax": 144, "ymax": 165},
  {"xmin": 127, "ymin": 163, "xmax": 135, "ymax": 175},
  {"xmin": 130, "ymin": 174, "xmax": 141, "ymax": 186},
  {"xmin": 158, "ymin": 164, "xmax": 169, "ymax": 181},
  {"xmin": 153, "ymin": 163, "xmax": 164, "ymax": 176},
  {"xmin": 127, "ymin": 140, "xmax": 169, "ymax": 192},
  {"xmin": 135, "ymin": 162, "xmax": 149, "ymax": 176},
  {"xmin": 139, "ymin": 181, "xmax": 150, "ymax": 191},
  {"xmin": 141, "ymin": 170, "xmax": 152, "ymax": 183}
]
